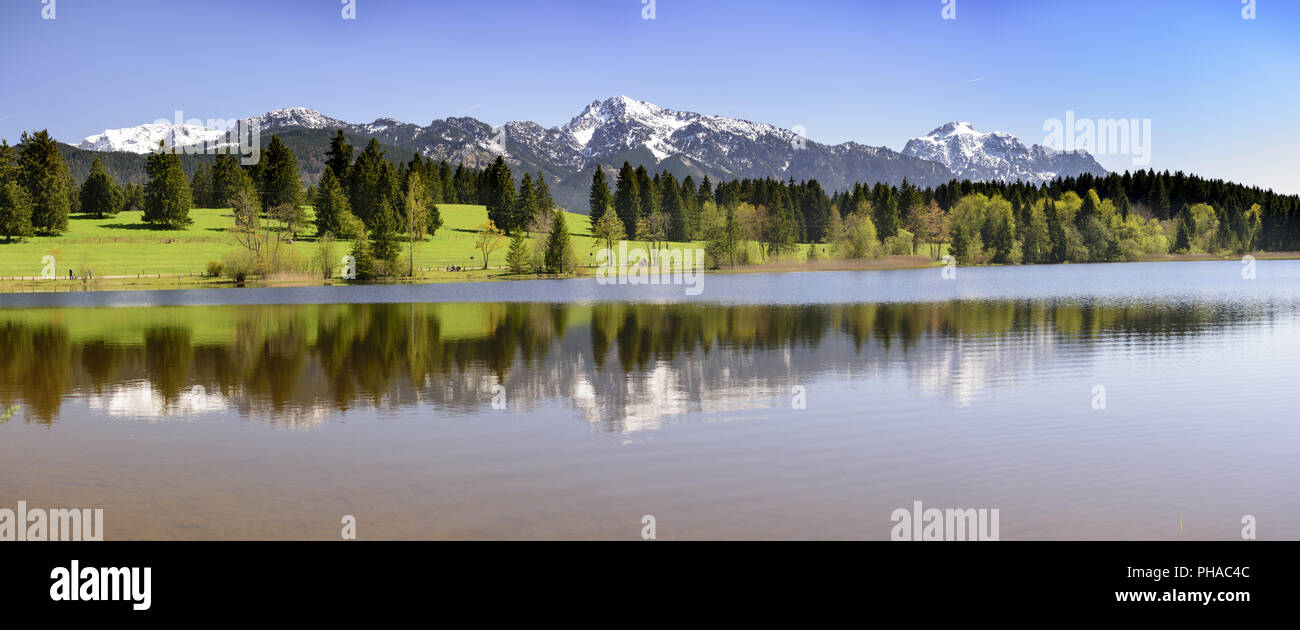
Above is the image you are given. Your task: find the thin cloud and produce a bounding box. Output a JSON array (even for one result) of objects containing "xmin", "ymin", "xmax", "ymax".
[{"xmin": 961, "ymin": 77, "xmax": 985, "ymax": 84}]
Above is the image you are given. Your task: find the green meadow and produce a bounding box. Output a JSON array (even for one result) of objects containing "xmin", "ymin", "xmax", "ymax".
[{"xmin": 0, "ymin": 204, "xmax": 668, "ymax": 279}]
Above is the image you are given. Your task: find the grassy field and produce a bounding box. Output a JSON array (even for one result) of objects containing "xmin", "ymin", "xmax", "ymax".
[
  {"xmin": 0, "ymin": 203, "xmax": 951, "ymax": 293},
  {"xmin": 0, "ymin": 204, "xmax": 619, "ymax": 279}
]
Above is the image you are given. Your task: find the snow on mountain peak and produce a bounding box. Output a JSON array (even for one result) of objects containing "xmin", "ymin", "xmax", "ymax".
[{"xmin": 903, "ymin": 121, "xmax": 1105, "ymax": 183}]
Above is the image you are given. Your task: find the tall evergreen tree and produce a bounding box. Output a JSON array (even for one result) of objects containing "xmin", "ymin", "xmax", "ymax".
[
  {"xmin": 544, "ymin": 210, "xmax": 575, "ymax": 274},
  {"xmin": 512, "ymin": 172, "xmax": 537, "ymax": 235},
  {"xmin": 189, "ymin": 161, "xmax": 213, "ymax": 209},
  {"xmin": 17, "ymin": 130, "xmax": 72, "ymax": 234},
  {"xmin": 259, "ymin": 135, "xmax": 302, "ymax": 210},
  {"xmin": 588, "ymin": 164, "xmax": 612, "ymax": 219},
  {"xmin": 613, "ymin": 162, "xmax": 640, "ymax": 236},
  {"xmin": 349, "ymin": 139, "xmax": 389, "ymax": 228},
  {"xmin": 532, "ymin": 170, "xmax": 554, "ymax": 218},
  {"xmin": 660, "ymin": 172, "xmax": 684, "ymax": 241},
  {"xmin": 635, "ymin": 165, "xmax": 656, "ymax": 233},
  {"xmin": 313, "ymin": 167, "xmax": 356, "ymax": 237},
  {"xmin": 79, "ymin": 157, "xmax": 122, "ymax": 219},
  {"xmin": 142, "ymin": 141, "xmax": 193, "ymax": 228},
  {"xmin": 325, "ymin": 130, "xmax": 354, "ymax": 181},
  {"xmin": 0, "ymin": 179, "xmax": 34, "ymax": 243},
  {"xmin": 210, "ymin": 154, "xmax": 244, "ymax": 208},
  {"xmin": 484, "ymin": 156, "xmax": 516, "ymax": 231},
  {"xmin": 698, "ymin": 175, "xmax": 714, "ymax": 205}
]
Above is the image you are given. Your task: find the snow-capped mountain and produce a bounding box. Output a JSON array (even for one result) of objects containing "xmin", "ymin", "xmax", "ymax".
[
  {"xmin": 78, "ymin": 107, "xmax": 350, "ymax": 153},
  {"xmin": 78, "ymin": 121, "xmax": 231, "ymax": 154},
  {"xmin": 902, "ymin": 121, "xmax": 1106, "ymax": 183},
  {"xmin": 73, "ymin": 98, "xmax": 1100, "ymax": 210}
]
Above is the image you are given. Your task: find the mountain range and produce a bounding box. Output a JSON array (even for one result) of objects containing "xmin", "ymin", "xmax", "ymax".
[{"xmin": 72, "ymin": 96, "xmax": 1107, "ymax": 211}]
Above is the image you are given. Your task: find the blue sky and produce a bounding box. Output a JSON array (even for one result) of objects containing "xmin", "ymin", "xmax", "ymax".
[{"xmin": 2, "ymin": 0, "xmax": 1296, "ymax": 192}]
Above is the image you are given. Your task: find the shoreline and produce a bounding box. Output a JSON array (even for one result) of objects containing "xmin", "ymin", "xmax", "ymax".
[{"xmin": 0, "ymin": 251, "xmax": 1295, "ymax": 297}]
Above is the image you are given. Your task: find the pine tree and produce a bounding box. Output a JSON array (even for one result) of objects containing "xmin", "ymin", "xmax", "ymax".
[
  {"xmin": 950, "ymin": 224, "xmax": 969, "ymax": 262},
  {"xmin": 142, "ymin": 141, "xmax": 193, "ymax": 228},
  {"xmin": 189, "ymin": 162, "xmax": 213, "ymax": 209},
  {"xmin": 532, "ymin": 171, "xmax": 553, "ymax": 218},
  {"xmin": 505, "ymin": 230, "xmax": 531, "ymax": 274},
  {"xmin": 210, "ymin": 154, "xmax": 243, "ymax": 208},
  {"xmin": 259, "ymin": 135, "xmax": 302, "ymax": 210},
  {"xmin": 325, "ymin": 130, "xmax": 354, "ymax": 181},
  {"xmin": 588, "ymin": 164, "xmax": 612, "ymax": 219},
  {"xmin": 368, "ymin": 197, "xmax": 400, "ymax": 274},
  {"xmin": 512, "ymin": 172, "xmax": 537, "ymax": 235},
  {"xmin": 349, "ymin": 139, "xmax": 389, "ymax": 229},
  {"xmin": 314, "ymin": 168, "xmax": 356, "ymax": 237},
  {"xmin": 0, "ymin": 179, "xmax": 34, "ymax": 243},
  {"xmin": 1076, "ymin": 189, "xmax": 1100, "ymax": 227},
  {"xmin": 544, "ymin": 210, "xmax": 575, "ymax": 274},
  {"xmin": 350, "ymin": 228, "xmax": 374, "ymax": 280},
  {"xmin": 635, "ymin": 165, "xmax": 656, "ymax": 228},
  {"xmin": 79, "ymin": 157, "xmax": 121, "ymax": 219},
  {"xmin": 480, "ymin": 156, "xmax": 515, "ymax": 231},
  {"xmin": 660, "ymin": 172, "xmax": 684, "ymax": 241},
  {"xmin": 613, "ymin": 162, "xmax": 640, "ymax": 236},
  {"xmin": 17, "ymin": 130, "xmax": 72, "ymax": 234},
  {"xmin": 1174, "ymin": 216, "xmax": 1192, "ymax": 253},
  {"xmin": 681, "ymin": 176, "xmax": 700, "ymax": 239},
  {"xmin": 698, "ymin": 175, "xmax": 714, "ymax": 205},
  {"xmin": 872, "ymin": 183, "xmax": 899, "ymax": 238},
  {"xmin": 1045, "ymin": 198, "xmax": 1067, "ymax": 262},
  {"xmin": 1150, "ymin": 177, "xmax": 1171, "ymax": 219}
]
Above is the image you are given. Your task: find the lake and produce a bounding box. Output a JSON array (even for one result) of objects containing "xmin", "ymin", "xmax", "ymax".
[{"xmin": 1, "ymin": 261, "xmax": 1297, "ymax": 539}]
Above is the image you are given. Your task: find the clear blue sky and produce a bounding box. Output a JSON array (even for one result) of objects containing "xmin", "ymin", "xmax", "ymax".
[{"xmin": 2, "ymin": 0, "xmax": 1296, "ymax": 192}]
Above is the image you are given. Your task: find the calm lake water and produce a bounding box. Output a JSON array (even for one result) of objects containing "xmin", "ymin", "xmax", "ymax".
[{"xmin": 1, "ymin": 261, "xmax": 1298, "ymax": 539}]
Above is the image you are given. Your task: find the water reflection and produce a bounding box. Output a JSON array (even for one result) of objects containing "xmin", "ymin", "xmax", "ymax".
[{"xmin": 0, "ymin": 300, "xmax": 1279, "ymax": 431}]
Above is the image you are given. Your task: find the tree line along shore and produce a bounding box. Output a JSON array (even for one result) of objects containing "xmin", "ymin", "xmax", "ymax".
[{"xmin": 2, "ymin": 128, "xmax": 1297, "ymax": 289}]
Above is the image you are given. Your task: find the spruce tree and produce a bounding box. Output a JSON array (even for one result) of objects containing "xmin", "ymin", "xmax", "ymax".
[
  {"xmin": 259, "ymin": 135, "xmax": 302, "ymax": 210},
  {"xmin": 544, "ymin": 210, "xmax": 575, "ymax": 274},
  {"xmin": 142, "ymin": 141, "xmax": 194, "ymax": 228},
  {"xmin": 660, "ymin": 172, "xmax": 684, "ymax": 241},
  {"xmin": 698, "ymin": 175, "xmax": 714, "ymax": 205},
  {"xmin": 314, "ymin": 167, "xmax": 355, "ymax": 237},
  {"xmin": 325, "ymin": 130, "xmax": 354, "ymax": 181},
  {"xmin": 79, "ymin": 157, "xmax": 121, "ymax": 219},
  {"xmin": 588, "ymin": 164, "xmax": 612, "ymax": 219},
  {"xmin": 368, "ymin": 197, "xmax": 400, "ymax": 274},
  {"xmin": 505, "ymin": 230, "xmax": 531, "ymax": 273},
  {"xmin": 189, "ymin": 162, "xmax": 213, "ymax": 209},
  {"xmin": 211, "ymin": 154, "xmax": 243, "ymax": 208},
  {"xmin": 613, "ymin": 162, "xmax": 640, "ymax": 236},
  {"xmin": 635, "ymin": 165, "xmax": 656, "ymax": 229},
  {"xmin": 484, "ymin": 156, "xmax": 516, "ymax": 231},
  {"xmin": 512, "ymin": 172, "xmax": 537, "ymax": 234},
  {"xmin": 17, "ymin": 130, "xmax": 72, "ymax": 234},
  {"xmin": 532, "ymin": 170, "xmax": 554, "ymax": 218},
  {"xmin": 349, "ymin": 139, "xmax": 388, "ymax": 228},
  {"xmin": 0, "ymin": 179, "xmax": 34, "ymax": 243}
]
